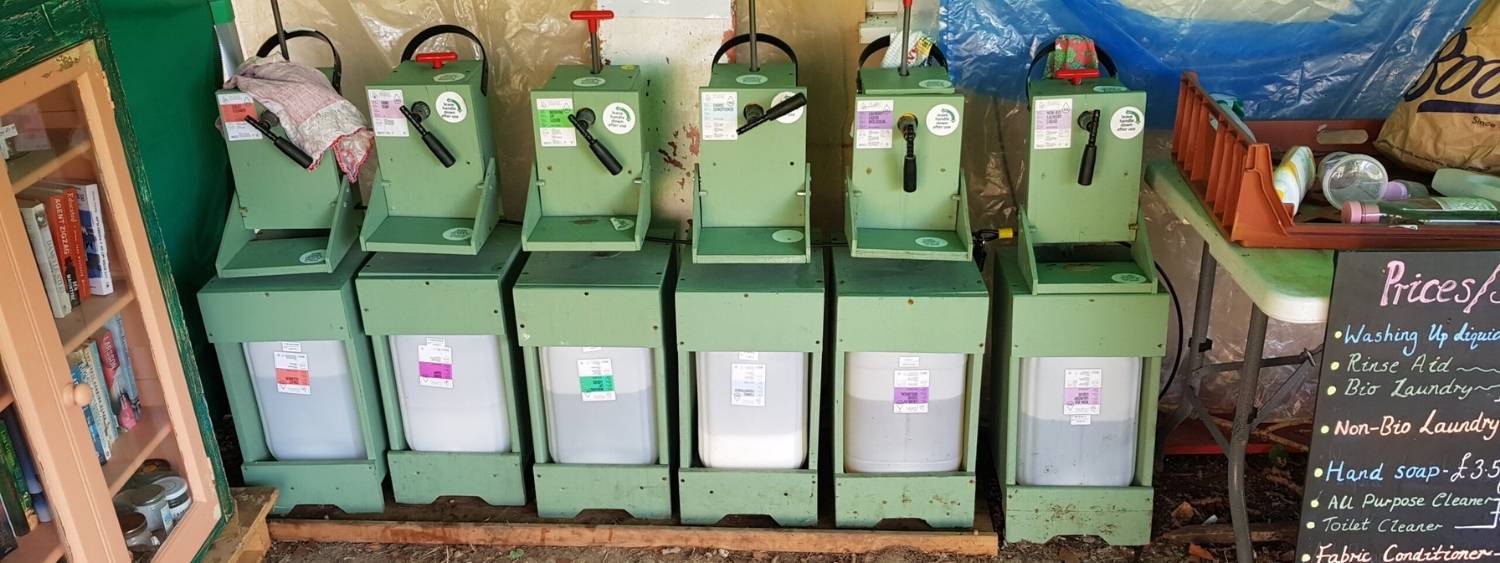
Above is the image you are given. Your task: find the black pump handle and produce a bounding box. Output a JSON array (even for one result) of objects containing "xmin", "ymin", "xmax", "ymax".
[
  {"xmin": 256, "ymin": 29, "xmax": 343, "ymax": 94},
  {"xmin": 736, "ymin": 92, "xmax": 806, "ymax": 136},
  {"xmin": 855, "ymin": 35, "xmax": 948, "ymax": 94},
  {"xmin": 401, "ymin": 105, "xmax": 456, "ymax": 168},
  {"xmin": 244, "ymin": 116, "xmax": 315, "ymax": 169},
  {"xmin": 401, "ymin": 25, "xmax": 489, "ymax": 96},
  {"xmin": 713, "ymin": 33, "xmax": 799, "ymax": 78},
  {"xmin": 569, "ymin": 112, "xmax": 624, "ymax": 176}
]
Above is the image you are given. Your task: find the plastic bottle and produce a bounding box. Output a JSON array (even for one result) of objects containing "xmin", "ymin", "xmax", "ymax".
[
  {"xmin": 1432, "ymin": 168, "xmax": 1500, "ymax": 202},
  {"xmin": 695, "ymin": 351, "xmax": 808, "ymax": 469},
  {"xmin": 242, "ymin": 340, "xmax": 367, "ymax": 460},
  {"xmin": 1342, "ymin": 197, "xmax": 1500, "ymax": 225},
  {"xmin": 1017, "ymin": 356, "xmax": 1142, "ymax": 486},
  {"xmin": 541, "ymin": 346, "xmax": 657, "ymax": 465},
  {"xmin": 388, "ymin": 334, "xmax": 511, "ymax": 453},
  {"xmin": 844, "ymin": 352, "xmax": 967, "ymax": 473},
  {"xmin": 1272, "ymin": 146, "xmax": 1313, "ymax": 214},
  {"xmin": 1318, "ymin": 152, "xmax": 1390, "ymax": 209}
]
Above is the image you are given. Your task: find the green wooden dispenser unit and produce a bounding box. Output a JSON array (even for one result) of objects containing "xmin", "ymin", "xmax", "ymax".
[
  {"xmin": 354, "ymin": 226, "xmax": 528, "ymax": 506},
  {"xmin": 362, "ymin": 26, "xmax": 499, "ymax": 255},
  {"xmin": 198, "ymin": 251, "xmax": 388, "ymax": 514},
  {"xmin": 214, "ymin": 27, "xmax": 359, "ymax": 278},
  {"xmin": 674, "ymin": 254, "xmax": 826, "ymax": 527},
  {"xmin": 694, "ymin": 0, "xmax": 811, "ymax": 264},
  {"xmin": 847, "ymin": 3, "xmax": 970, "ymax": 261},
  {"xmin": 994, "ymin": 38, "xmax": 1166, "ymax": 545},
  {"xmin": 524, "ymin": 11, "xmax": 652, "ymax": 251}
]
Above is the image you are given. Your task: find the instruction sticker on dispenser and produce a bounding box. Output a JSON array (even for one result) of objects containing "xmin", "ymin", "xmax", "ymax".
[
  {"xmin": 417, "ymin": 338, "xmax": 454, "ymax": 389},
  {"xmin": 738, "ymin": 352, "xmax": 759, "ymax": 361},
  {"xmin": 855, "ymin": 99, "xmax": 894, "ymax": 149},
  {"xmin": 216, "ymin": 93, "xmax": 262, "ymax": 141},
  {"xmin": 898, "ymin": 356, "xmax": 921, "ymax": 368},
  {"xmin": 1063, "ymin": 368, "xmax": 1102, "ymax": 416},
  {"xmin": 730, "ymin": 363, "xmax": 767, "ymax": 407},
  {"xmin": 577, "ymin": 358, "xmax": 617, "ymax": 402},
  {"xmin": 892, "ymin": 370, "xmax": 931, "ymax": 414},
  {"xmin": 536, "ymin": 98, "xmax": 576, "ymax": 147},
  {"xmin": 603, "ymin": 102, "xmax": 636, "ymax": 135},
  {"xmin": 368, "ymin": 89, "xmax": 408, "ymax": 137},
  {"xmin": 273, "ymin": 343, "xmax": 310, "ymax": 395},
  {"xmin": 1110, "ymin": 106, "xmax": 1144, "ymax": 140},
  {"xmin": 1033, "ymin": 98, "xmax": 1072, "ymax": 150},
  {"xmin": 701, "ymin": 91, "xmax": 738, "ymax": 141},
  {"xmin": 435, "ymin": 92, "xmax": 467, "ymax": 124},
  {"xmin": 926, "ymin": 104, "xmax": 960, "ymax": 137}
]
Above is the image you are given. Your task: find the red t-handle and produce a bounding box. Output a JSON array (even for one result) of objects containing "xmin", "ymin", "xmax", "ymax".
[
  {"xmin": 415, "ymin": 51, "xmax": 459, "ymax": 70},
  {"xmin": 570, "ymin": 10, "xmax": 614, "ymax": 33},
  {"xmin": 1054, "ymin": 68, "xmax": 1101, "ymax": 86},
  {"xmin": 903, "ymin": 0, "xmax": 913, "ymax": 6}
]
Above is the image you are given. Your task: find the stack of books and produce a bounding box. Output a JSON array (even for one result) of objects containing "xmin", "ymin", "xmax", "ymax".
[
  {"xmin": 16, "ymin": 181, "xmax": 114, "ymax": 318},
  {"xmin": 0, "ymin": 407, "xmax": 47, "ymax": 555},
  {"xmin": 65, "ymin": 314, "xmax": 142, "ymax": 465}
]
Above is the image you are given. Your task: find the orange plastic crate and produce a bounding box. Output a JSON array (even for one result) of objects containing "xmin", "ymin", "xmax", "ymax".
[{"xmin": 1170, "ymin": 71, "xmax": 1500, "ymax": 250}]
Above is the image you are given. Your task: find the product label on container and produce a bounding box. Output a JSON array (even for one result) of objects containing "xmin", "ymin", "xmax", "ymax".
[
  {"xmin": 1435, "ymin": 197, "xmax": 1499, "ymax": 212},
  {"xmin": 577, "ymin": 358, "xmax": 616, "ymax": 402},
  {"xmin": 892, "ymin": 369, "xmax": 931, "ymax": 414},
  {"xmin": 1070, "ymin": 414, "xmax": 1093, "ymax": 426},
  {"xmin": 368, "ymin": 89, "xmax": 408, "ymax": 137},
  {"xmin": 1063, "ymin": 368, "xmax": 1102, "ymax": 416},
  {"xmin": 737, "ymin": 352, "xmax": 759, "ymax": 361},
  {"xmin": 701, "ymin": 91, "xmax": 738, "ymax": 141},
  {"xmin": 216, "ymin": 93, "xmax": 262, "ymax": 141},
  {"xmin": 855, "ymin": 99, "xmax": 894, "ymax": 149},
  {"xmin": 898, "ymin": 356, "xmax": 921, "ymax": 368},
  {"xmin": 1033, "ymin": 98, "xmax": 1072, "ymax": 150},
  {"xmin": 730, "ymin": 363, "xmax": 767, "ymax": 407},
  {"xmin": 417, "ymin": 338, "xmax": 454, "ymax": 389},
  {"xmin": 535, "ymin": 98, "xmax": 576, "ymax": 147},
  {"xmin": 273, "ymin": 342, "xmax": 310, "ymax": 395}
]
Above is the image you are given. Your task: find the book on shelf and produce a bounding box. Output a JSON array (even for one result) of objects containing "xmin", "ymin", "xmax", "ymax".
[
  {"xmin": 15, "ymin": 200, "xmax": 69, "ymax": 318},
  {"xmin": 0, "ymin": 415, "xmax": 35, "ymax": 534},
  {"xmin": 93, "ymin": 320, "xmax": 138, "ymax": 431},
  {"xmin": 1, "ymin": 412, "xmax": 45, "ymax": 523},
  {"xmin": 43, "ymin": 181, "xmax": 112, "ymax": 296},
  {"xmin": 80, "ymin": 342, "xmax": 118, "ymax": 451},
  {"xmin": 18, "ymin": 186, "xmax": 87, "ymax": 305},
  {"xmin": 102, "ymin": 315, "xmax": 141, "ymax": 430},
  {"xmin": 66, "ymin": 349, "xmax": 109, "ymax": 464}
]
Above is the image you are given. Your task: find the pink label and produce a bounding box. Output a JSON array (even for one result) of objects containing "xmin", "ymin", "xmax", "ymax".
[
  {"xmin": 418, "ymin": 361, "xmax": 452, "ymax": 380},
  {"xmin": 857, "ymin": 110, "xmax": 893, "ymax": 129},
  {"xmin": 1064, "ymin": 388, "xmax": 1099, "ymax": 414},
  {"xmin": 894, "ymin": 387, "xmax": 929, "ymax": 404}
]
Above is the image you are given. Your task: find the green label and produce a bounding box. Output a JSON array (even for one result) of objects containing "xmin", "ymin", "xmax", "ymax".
[
  {"xmin": 1435, "ymin": 197, "xmax": 1499, "ymax": 212},
  {"xmin": 580, "ymin": 375, "xmax": 615, "ymax": 393},
  {"xmin": 538, "ymin": 109, "xmax": 571, "ymax": 128}
]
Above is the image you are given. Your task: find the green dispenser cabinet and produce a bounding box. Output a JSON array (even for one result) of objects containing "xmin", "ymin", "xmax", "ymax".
[
  {"xmin": 994, "ymin": 38, "xmax": 1166, "ymax": 545},
  {"xmin": 694, "ymin": 0, "xmax": 811, "ymax": 264},
  {"xmin": 847, "ymin": 14, "xmax": 970, "ymax": 261},
  {"xmin": 214, "ymin": 29, "xmax": 359, "ymax": 278},
  {"xmin": 362, "ymin": 26, "xmax": 499, "ymax": 255},
  {"xmin": 524, "ymin": 10, "xmax": 652, "ymax": 251},
  {"xmin": 198, "ymin": 252, "xmax": 388, "ymax": 514},
  {"xmin": 674, "ymin": 253, "xmax": 826, "ymax": 526},
  {"xmin": 512, "ymin": 244, "xmax": 676, "ymax": 519},
  {"xmin": 354, "ymin": 226, "xmax": 528, "ymax": 506}
]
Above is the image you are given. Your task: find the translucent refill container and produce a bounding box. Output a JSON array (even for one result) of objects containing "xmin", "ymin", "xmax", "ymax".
[
  {"xmin": 243, "ymin": 340, "xmax": 366, "ymax": 460},
  {"xmin": 388, "ymin": 335, "xmax": 511, "ymax": 453},
  {"xmin": 696, "ymin": 351, "xmax": 809, "ymax": 469},
  {"xmin": 1017, "ymin": 356, "xmax": 1142, "ymax": 486},
  {"xmin": 541, "ymin": 346, "xmax": 657, "ymax": 464},
  {"xmin": 844, "ymin": 352, "xmax": 967, "ymax": 473}
]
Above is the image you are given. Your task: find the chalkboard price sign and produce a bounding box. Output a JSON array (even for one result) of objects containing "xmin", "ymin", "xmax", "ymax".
[{"xmin": 1299, "ymin": 251, "xmax": 1500, "ymax": 563}]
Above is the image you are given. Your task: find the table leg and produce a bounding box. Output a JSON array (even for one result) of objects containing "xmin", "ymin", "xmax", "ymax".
[
  {"xmin": 1229, "ymin": 306, "xmax": 1269, "ymax": 563},
  {"xmin": 1158, "ymin": 243, "xmax": 1218, "ymax": 452}
]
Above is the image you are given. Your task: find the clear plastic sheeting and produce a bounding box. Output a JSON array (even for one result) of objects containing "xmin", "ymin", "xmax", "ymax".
[{"xmin": 940, "ymin": 0, "xmax": 1483, "ymax": 125}]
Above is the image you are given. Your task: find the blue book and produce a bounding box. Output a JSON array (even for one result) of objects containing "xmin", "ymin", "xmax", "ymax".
[{"xmin": 65, "ymin": 352, "xmax": 107, "ymax": 464}]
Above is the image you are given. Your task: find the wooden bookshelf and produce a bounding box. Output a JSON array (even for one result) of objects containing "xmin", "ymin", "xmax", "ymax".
[
  {"xmin": 55, "ymin": 285, "xmax": 135, "ymax": 352},
  {"xmin": 8, "ymin": 521, "xmax": 63, "ymax": 562},
  {"xmin": 6, "ymin": 139, "xmax": 92, "ymax": 196},
  {"xmin": 102, "ymin": 407, "xmax": 172, "ymax": 493}
]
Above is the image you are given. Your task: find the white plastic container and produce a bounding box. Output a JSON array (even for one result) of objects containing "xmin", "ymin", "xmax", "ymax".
[
  {"xmin": 844, "ymin": 352, "xmax": 966, "ymax": 473},
  {"xmin": 389, "ymin": 335, "xmax": 510, "ymax": 453},
  {"xmin": 243, "ymin": 340, "xmax": 366, "ymax": 460},
  {"xmin": 1017, "ymin": 356, "xmax": 1142, "ymax": 486},
  {"xmin": 696, "ymin": 351, "xmax": 808, "ymax": 469},
  {"xmin": 1319, "ymin": 152, "xmax": 1390, "ymax": 209},
  {"xmin": 541, "ymin": 346, "xmax": 657, "ymax": 464}
]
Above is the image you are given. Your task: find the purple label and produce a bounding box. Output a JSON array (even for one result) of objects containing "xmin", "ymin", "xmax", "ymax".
[
  {"xmin": 894, "ymin": 387, "xmax": 929, "ymax": 404},
  {"xmin": 418, "ymin": 361, "xmax": 452, "ymax": 380},
  {"xmin": 857, "ymin": 110, "xmax": 893, "ymax": 129},
  {"xmin": 1065, "ymin": 388, "xmax": 1099, "ymax": 406}
]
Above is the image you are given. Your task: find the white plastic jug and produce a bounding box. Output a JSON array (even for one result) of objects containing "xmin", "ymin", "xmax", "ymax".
[
  {"xmin": 696, "ymin": 351, "xmax": 808, "ymax": 469},
  {"xmin": 389, "ymin": 335, "xmax": 510, "ymax": 453},
  {"xmin": 243, "ymin": 340, "xmax": 366, "ymax": 460},
  {"xmin": 541, "ymin": 346, "xmax": 657, "ymax": 464},
  {"xmin": 1017, "ymin": 356, "xmax": 1142, "ymax": 486},
  {"xmin": 844, "ymin": 352, "xmax": 966, "ymax": 473}
]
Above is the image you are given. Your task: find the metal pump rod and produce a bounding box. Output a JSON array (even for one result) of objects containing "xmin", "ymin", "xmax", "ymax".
[
  {"xmin": 747, "ymin": 0, "xmax": 759, "ymax": 72},
  {"xmin": 270, "ymin": 0, "xmax": 290, "ymax": 60},
  {"xmin": 898, "ymin": 0, "xmax": 913, "ymax": 77},
  {"xmin": 570, "ymin": 11, "xmax": 614, "ymax": 75}
]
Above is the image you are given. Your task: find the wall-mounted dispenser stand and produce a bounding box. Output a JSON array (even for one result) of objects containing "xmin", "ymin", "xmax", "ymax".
[
  {"xmin": 995, "ymin": 37, "xmax": 1165, "ymax": 546},
  {"xmin": 198, "ymin": 251, "xmax": 388, "ymax": 514},
  {"xmin": 846, "ymin": 0, "xmax": 970, "ymax": 261},
  {"xmin": 361, "ymin": 25, "xmax": 500, "ymax": 255},
  {"xmin": 512, "ymin": 245, "xmax": 676, "ymax": 519},
  {"xmin": 673, "ymin": 253, "xmax": 825, "ymax": 527},
  {"xmin": 354, "ymin": 226, "xmax": 528, "ymax": 506},
  {"xmin": 214, "ymin": 23, "xmax": 359, "ymax": 278},
  {"xmin": 523, "ymin": 10, "xmax": 653, "ymax": 252},
  {"xmin": 694, "ymin": 0, "xmax": 811, "ymax": 264}
]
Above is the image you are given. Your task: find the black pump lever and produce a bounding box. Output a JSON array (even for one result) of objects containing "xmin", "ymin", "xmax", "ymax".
[
  {"xmin": 898, "ymin": 114, "xmax": 918, "ymax": 193},
  {"xmin": 569, "ymin": 108, "xmax": 623, "ymax": 176},
  {"xmin": 1077, "ymin": 109, "xmax": 1100, "ymax": 186},
  {"xmin": 401, "ymin": 102, "xmax": 456, "ymax": 168},
  {"xmin": 244, "ymin": 113, "xmax": 315, "ymax": 169},
  {"xmin": 737, "ymin": 92, "xmax": 807, "ymax": 135}
]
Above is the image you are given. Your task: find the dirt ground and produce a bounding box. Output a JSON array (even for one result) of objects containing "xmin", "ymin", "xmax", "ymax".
[{"xmin": 263, "ymin": 452, "xmax": 1307, "ymax": 563}]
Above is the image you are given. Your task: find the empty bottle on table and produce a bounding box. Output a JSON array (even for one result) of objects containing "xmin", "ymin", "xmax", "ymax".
[{"xmin": 1341, "ymin": 196, "xmax": 1500, "ymax": 225}]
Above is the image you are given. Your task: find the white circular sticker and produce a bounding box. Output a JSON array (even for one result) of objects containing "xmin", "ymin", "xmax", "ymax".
[
  {"xmin": 435, "ymin": 92, "xmax": 467, "ymax": 124},
  {"xmin": 772, "ymin": 91, "xmax": 805, "ymax": 124},
  {"xmin": 603, "ymin": 102, "xmax": 636, "ymax": 135},
  {"xmin": 298, "ymin": 250, "xmax": 326, "ymax": 265},
  {"xmin": 926, "ymin": 104, "xmax": 960, "ymax": 136},
  {"xmin": 433, "ymin": 72, "xmax": 465, "ymax": 83},
  {"xmin": 1111, "ymin": 272, "xmax": 1148, "ymax": 284},
  {"xmin": 573, "ymin": 76, "xmax": 606, "ymax": 88},
  {"xmin": 771, "ymin": 229, "xmax": 804, "ymax": 243},
  {"xmin": 914, "ymin": 236, "xmax": 949, "ymax": 248},
  {"xmin": 442, "ymin": 227, "xmax": 473, "ymax": 241},
  {"xmin": 919, "ymin": 79, "xmax": 952, "ymax": 89},
  {"xmin": 1110, "ymin": 106, "xmax": 1145, "ymax": 140},
  {"xmin": 737, "ymin": 74, "xmax": 769, "ymax": 85}
]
